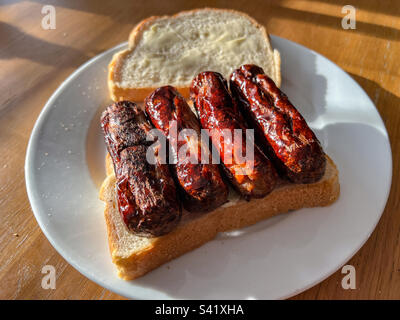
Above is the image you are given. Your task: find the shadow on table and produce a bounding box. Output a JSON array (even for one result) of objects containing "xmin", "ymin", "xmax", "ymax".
[
  {"xmin": 306, "ymin": 0, "xmax": 400, "ymax": 17},
  {"xmin": 264, "ymin": 4, "xmax": 400, "ymax": 42},
  {"xmin": 25, "ymin": 0, "xmax": 400, "ymax": 42},
  {"xmin": 0, "ymin": 22, "xmax": 90, "ymax": 67}
]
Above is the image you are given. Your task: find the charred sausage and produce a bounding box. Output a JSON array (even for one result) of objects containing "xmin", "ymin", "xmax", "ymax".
[
  {"xmin": 230, "ymin": 64, "xmax": 326, "ymax": 183},
  {"xmin": 101, "ymin": 101, "xmax": 181, "ymax": 236},
  {"xmin": 145, "ymin": 86, "xmax": 228, "ymax": 212},
  {"xmin": 190, "ymin": 71, "xmax": 278, "ymax": 199}
]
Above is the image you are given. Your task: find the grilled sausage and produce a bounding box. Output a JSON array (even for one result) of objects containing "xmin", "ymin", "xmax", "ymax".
[
  {"xmin": 190, "ymin": 71, "xmax": 278, "ymax": 199},
  {"xmin": 230, "ymin": 64, "xmax": 326, "ymax": 183},
  {"xmin": 101, "ymin": 101, "xmax": 181, "ymax": 236},
  {"xmin": 145, "ymin": 86, "xmax": 228, "ymax": 212}
]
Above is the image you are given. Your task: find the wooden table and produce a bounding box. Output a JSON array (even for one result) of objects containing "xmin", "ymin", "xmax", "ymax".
[{"xmin": 1, "ymin": 0, "xmax": 399, "ymax": 300}]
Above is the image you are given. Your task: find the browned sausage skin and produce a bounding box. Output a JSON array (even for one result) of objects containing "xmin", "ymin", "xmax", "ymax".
[
  {"xmin": 145, "ymin": 86, "xmax": 229, "ymax": 212},
  {"xmin": 190, "ymin": 71, "xmax": 278, "ymax": 199},
  {"xmin": 101, "ymin": 101, "xmax": 181, "ymax": 236},
  {"xmin": 230, "ymin": 64, "xmax": 326, "ymax": 183}
]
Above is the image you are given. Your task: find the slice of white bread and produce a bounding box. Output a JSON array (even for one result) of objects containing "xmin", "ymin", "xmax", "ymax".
[
  {"xmin": 99, "ymin": 154, "xmax": 339, "ymax": 280},
  {"xmin": 108, "ymin": 8, "xmax": 281, "ymax": 102}
]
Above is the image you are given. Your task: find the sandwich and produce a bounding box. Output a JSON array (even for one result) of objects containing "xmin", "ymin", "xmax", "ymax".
[{"xmin": 99, "ymin": 8, "xmax": 340, "ymax": 280}]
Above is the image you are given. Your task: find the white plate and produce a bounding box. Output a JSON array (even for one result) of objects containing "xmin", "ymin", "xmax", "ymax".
[{"xmin": 25, "ymin": 36, "xmax": 392, "ymax": 299}]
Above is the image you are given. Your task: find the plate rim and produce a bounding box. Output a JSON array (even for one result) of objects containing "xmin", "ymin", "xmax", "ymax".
[{"xmin": 25, "ymin": 35, "xmax": 393, "ymax": 300}]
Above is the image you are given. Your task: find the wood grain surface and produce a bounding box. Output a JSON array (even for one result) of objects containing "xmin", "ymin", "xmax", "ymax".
[{"xmin": 0, "ymin": 0, "xmax": 399, "ymax": 300}]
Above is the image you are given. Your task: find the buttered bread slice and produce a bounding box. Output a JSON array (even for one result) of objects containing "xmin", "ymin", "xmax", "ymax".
[{"xmin": 108, "ymin": 8, "xmax": 281, "ymax": 102}]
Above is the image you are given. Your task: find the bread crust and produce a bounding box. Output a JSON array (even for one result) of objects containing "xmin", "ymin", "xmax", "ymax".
[
  {"xmin": 100, "ymin": 154, "xmax": 340, "ymax": 280},
  {"xmin": 108, "ymin": 8, "xmax": 281, "ymax": 102}
]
